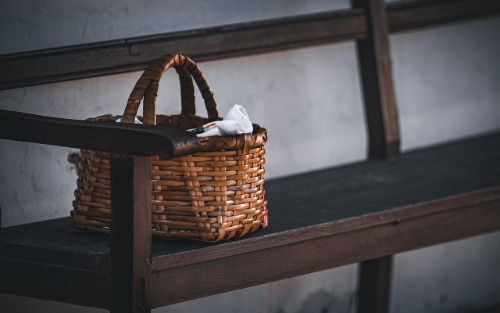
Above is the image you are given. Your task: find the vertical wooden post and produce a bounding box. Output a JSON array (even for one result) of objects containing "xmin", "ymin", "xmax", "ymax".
[
  {"xmin": 358, "ymin": 256, "xmax": 393, "ymax": 313},
  {"xmin": 352, "ymin": 0, "xmax": 398, "ymax": 312},
  {"xmin": 353, "ymin": 0, "xmax": 400, "ymax": 158},
  {"xmin": 110, "ymin": 155, "xmax": 152, "ymax": 313}
]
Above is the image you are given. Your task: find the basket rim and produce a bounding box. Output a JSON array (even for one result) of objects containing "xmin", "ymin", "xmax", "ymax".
[{"xmin": 86, "ymin": 113, "xmax": 268, "ymax": 152}]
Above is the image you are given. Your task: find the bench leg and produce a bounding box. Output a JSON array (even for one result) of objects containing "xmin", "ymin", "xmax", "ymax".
[
  {"xmin": 358, "ymin": 255, "xmax": 393, "ymax": 313},
  {"xmin": 110, "ymin": 155, "xmax": 152, "ymax": 313}
]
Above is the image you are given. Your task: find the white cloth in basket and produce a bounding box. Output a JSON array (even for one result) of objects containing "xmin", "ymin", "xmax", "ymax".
[{"xmin": 188, "ymin": 104, "xmax": 253, "ymax": 137}]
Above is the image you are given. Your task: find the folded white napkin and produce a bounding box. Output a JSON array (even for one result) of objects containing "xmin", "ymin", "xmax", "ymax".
[{"xmin": 188, "ymin": 104, "xmax": 253, "ymax": 137}]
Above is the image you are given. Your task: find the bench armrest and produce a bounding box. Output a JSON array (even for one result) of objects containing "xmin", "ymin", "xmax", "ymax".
[{"xmin": 0, "ymin": 109, "xmax": 199, "ymax": 158}]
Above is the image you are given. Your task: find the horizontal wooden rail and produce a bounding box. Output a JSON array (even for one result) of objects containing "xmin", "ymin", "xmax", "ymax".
[
  {"xmin": 1, "ymin": 0, "xmax": 499, "ymax": 90},
  {"xmin": 0, "ymin": 109, "xmax": 199, "ymax": 157},
  {"xmin": 151, "ymin": 193, "xmax": 500, "ymax": 306},
  {"xmin": 388, "ymin": 0, "xmax": 500, "ymax": 32}
]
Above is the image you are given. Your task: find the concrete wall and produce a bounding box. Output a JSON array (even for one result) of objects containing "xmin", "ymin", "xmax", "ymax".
[{"xmin": 1, "ymin": 1, "xmax": 499, "ymax": 312}]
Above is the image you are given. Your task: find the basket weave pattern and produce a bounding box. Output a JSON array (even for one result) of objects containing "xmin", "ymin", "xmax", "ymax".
[{"xmin": 70, "ymin": 53, "xmax": 268, "ymax": 242}]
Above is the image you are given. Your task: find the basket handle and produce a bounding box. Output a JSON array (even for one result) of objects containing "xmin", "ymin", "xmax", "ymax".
[{"xmin": 121, "ymin": 53, "xmax": 219, "ymax": 125}]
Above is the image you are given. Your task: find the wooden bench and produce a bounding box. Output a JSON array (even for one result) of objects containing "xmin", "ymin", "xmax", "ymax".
[{"xmin": 1, "ymin": 0, "xmax": 500, "ymax": 312}]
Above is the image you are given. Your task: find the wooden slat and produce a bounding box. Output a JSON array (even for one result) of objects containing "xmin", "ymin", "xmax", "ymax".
[
  {"xmin": 0, "ymin": 9, "xmax": 366, "ymax": 90},
  {"xmin": 150, "ymin": 189, "xmax": 500, "ymax": 272},
  {"xmin": 1, "ymin": 0, "xmax": 499, "ymax": 90},
  {"xmin": 0, "ymin": 109, "xmax": 199, "ymax": 158},
  {"xmin": 150, "ymin": 198, "xmax": 500, "ymax": 306},
  {"xmin": 388, "ymin": 0, "xmax": 500, "ymax": 33},
  {"xmin": 353, "ymin": 0, "xmax": 400, "ymax": 158},
  {"xmin": 110, "ymin": 156, "xmax": 152, "ymax": 313}
]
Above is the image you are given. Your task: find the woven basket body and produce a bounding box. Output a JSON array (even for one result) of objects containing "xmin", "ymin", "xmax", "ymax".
[{"xmin": 70, "ymin": 54, "xmax": 268, "ymax": 242}]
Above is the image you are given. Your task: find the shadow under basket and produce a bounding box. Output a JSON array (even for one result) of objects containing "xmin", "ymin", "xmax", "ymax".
[{"xmin": 70, "ymin": 53, "xmax": 268, "ymax": 242}]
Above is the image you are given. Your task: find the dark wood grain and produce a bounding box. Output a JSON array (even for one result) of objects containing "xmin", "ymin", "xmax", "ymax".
[
  {"xmin": 1, "ymin": 0, "xmax": 499, "ymax": 90},
  {"xmin": 0, "ymin": 258, "xmax": 110, "ymax": 309},
  {"xmin": 111, "ymin": 156, "xmax": 152, "ymax": 313},
  {"xmin": 353, "ymin": 0, "xmax": 399, "ymax": 158},
  {"xmin": 150, "ymin": 199, "xmax": 500, "ymax": 306},
  {"xmin": 358, "ymin": 256, "xmax": 393, "ymax": 313},
  {"xmin": 0, "ymin": 109, "xmax": 199, "ymax": 158},
  {"xmin": 2, "ymin": 193, "xmax": 498, "ymax": 309},
  {"xmin": 388, "ymin": 0, "xmax": 500, "ymax": 33},
  {"xmin": 1, "ymin": 132, "xmax": 499, "ymax": 308}
]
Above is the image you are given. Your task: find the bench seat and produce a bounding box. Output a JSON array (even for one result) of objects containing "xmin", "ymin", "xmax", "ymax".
[{"xmin": 2, "ymin": 131, "xmax": 499, "ymax": 309}]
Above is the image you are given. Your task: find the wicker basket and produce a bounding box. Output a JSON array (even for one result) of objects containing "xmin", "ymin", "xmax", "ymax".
[{"xmin": 70, "ymin": 53, "xmax": 268, "ymax": 242}]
